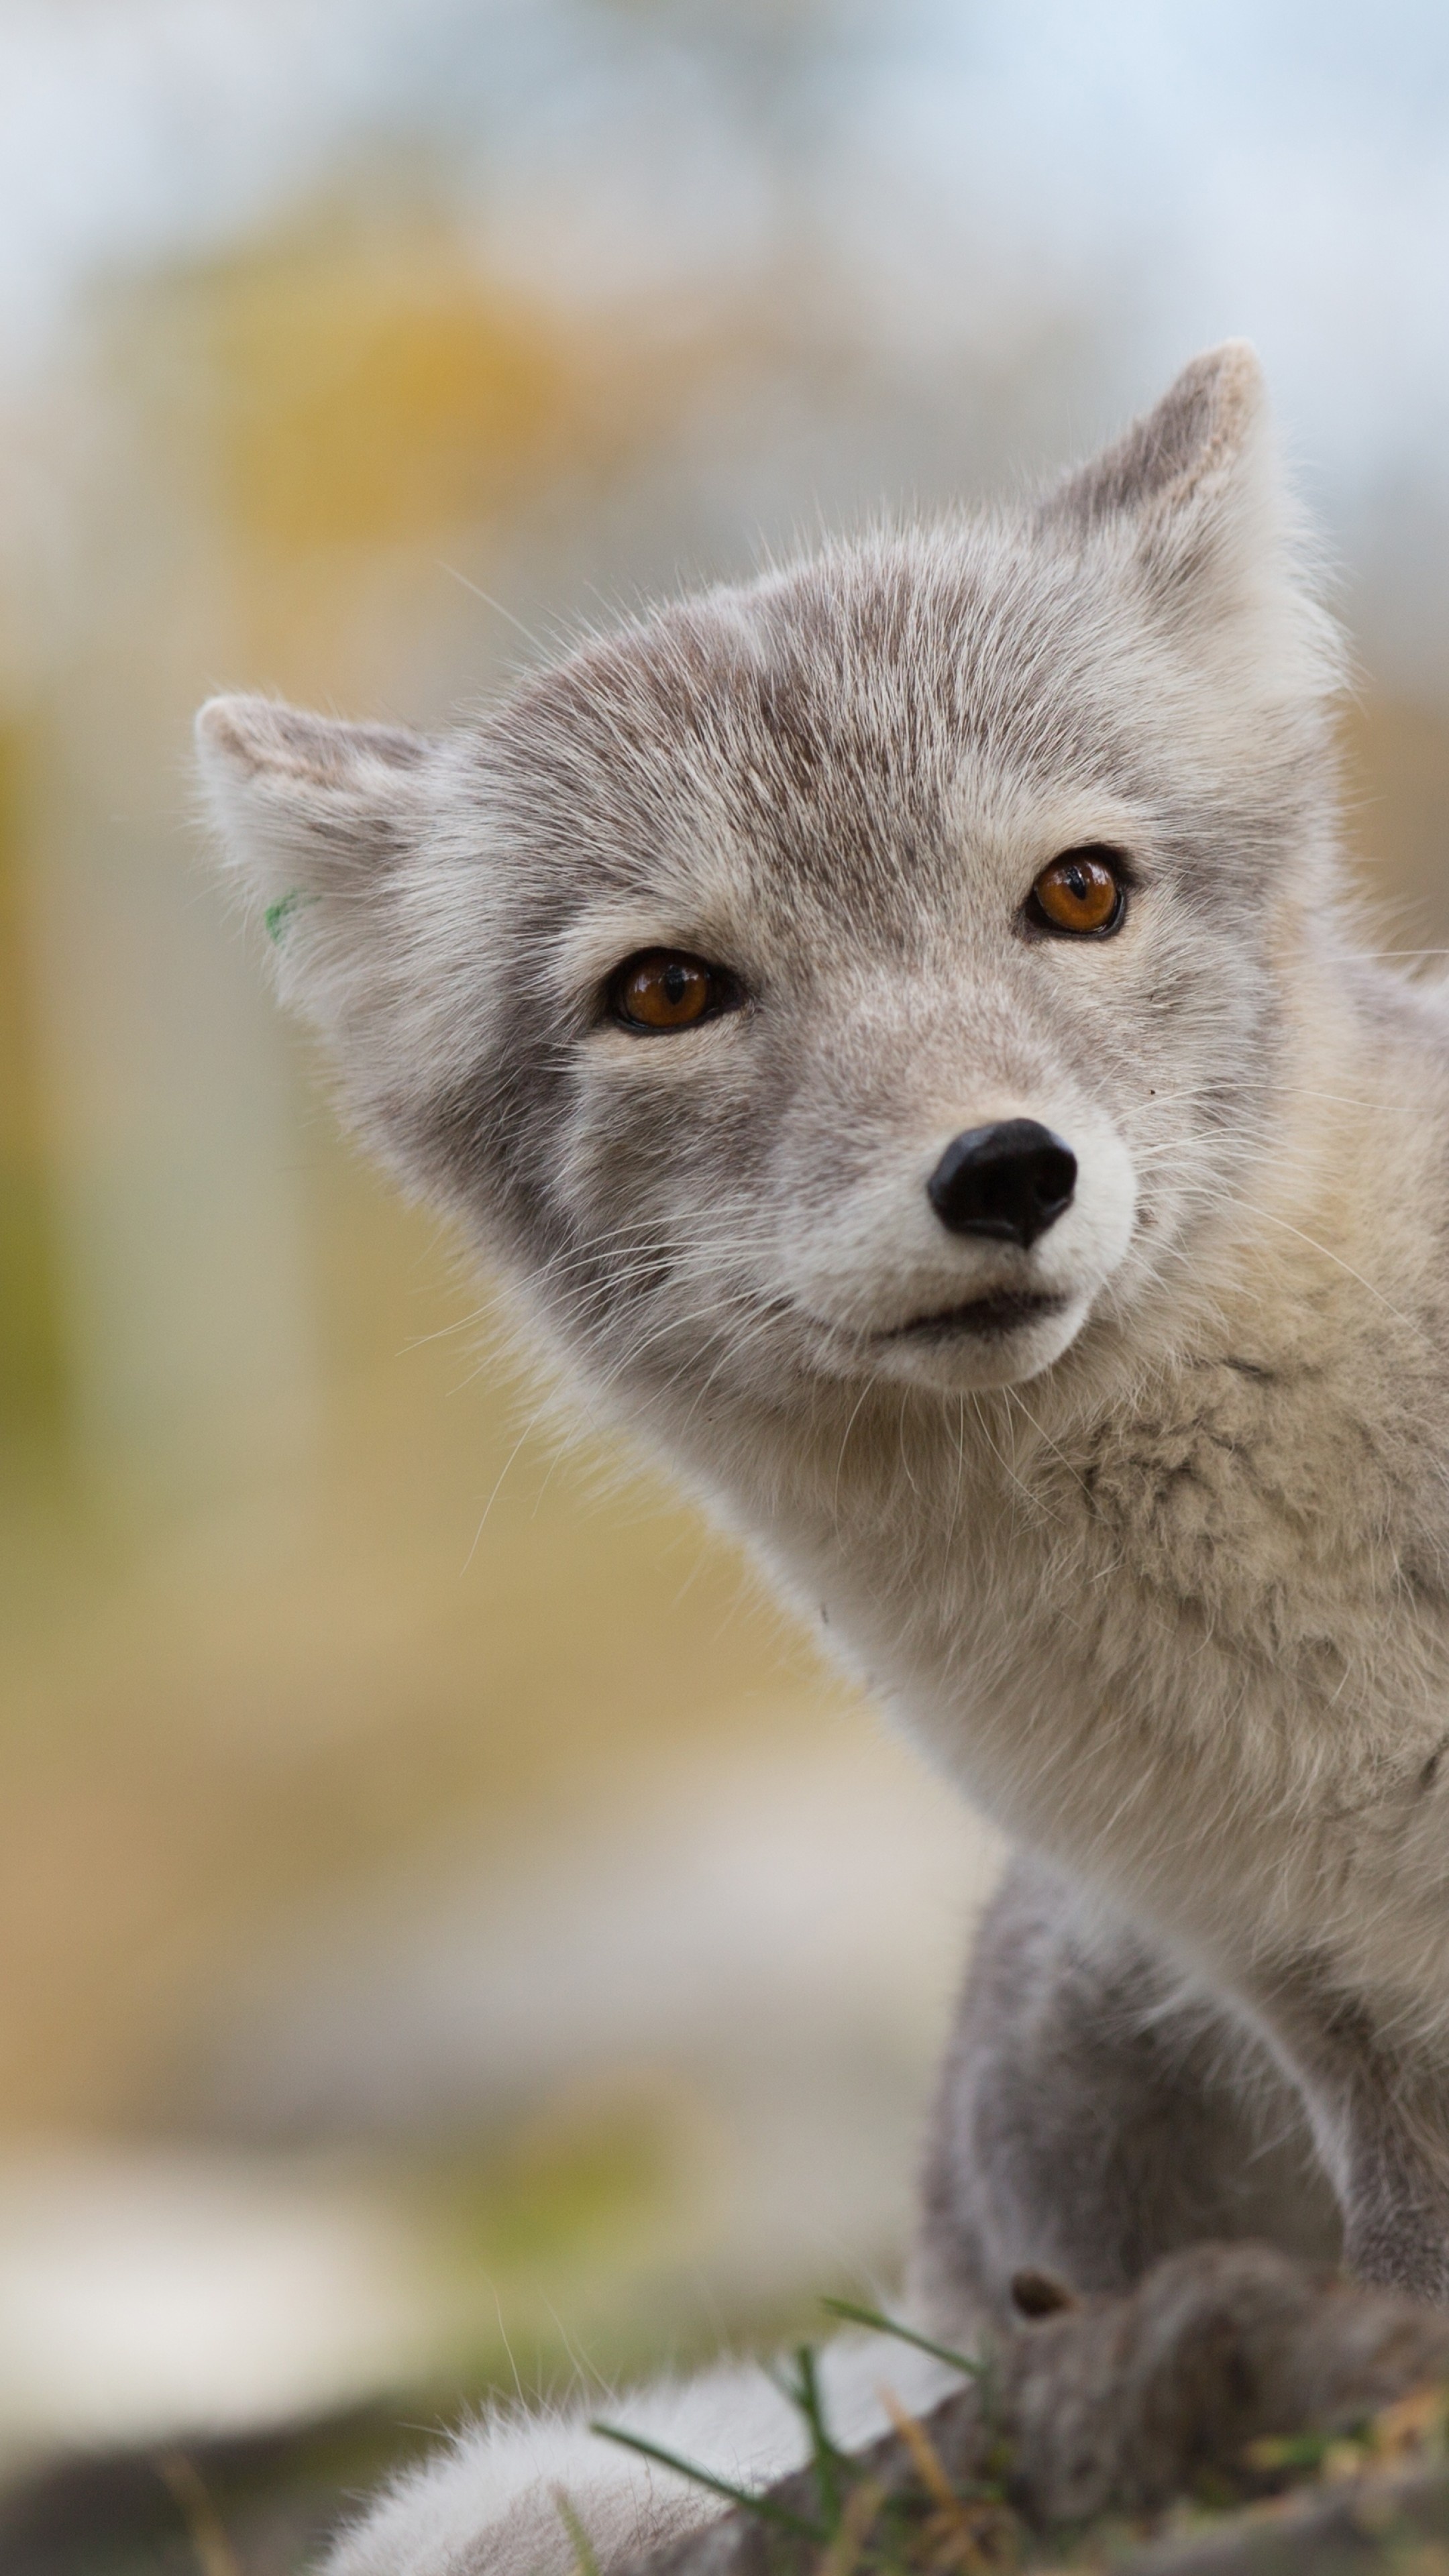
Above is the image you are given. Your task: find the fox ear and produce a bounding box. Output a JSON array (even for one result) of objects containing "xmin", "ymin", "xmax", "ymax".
[
  {"xmin": 1038, "ymin": 342, "xmax": 1303, "ymax": 633},
  {"xmin": 1039, "ymin": 342, "xmax": 1338, "ymax": 694},
  {"xmin": 196, "ymin": 694, "xmax": 433, "ymax": 1018},
  {"xmin": 1046, "ymin": 343, "xmax": 1265, "ymax": 535}
]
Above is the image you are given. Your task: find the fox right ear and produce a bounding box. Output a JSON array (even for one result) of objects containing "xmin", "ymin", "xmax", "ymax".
[{"xmin": 196, "ymin": 694, "xmax": 433, "ymax": 1022}]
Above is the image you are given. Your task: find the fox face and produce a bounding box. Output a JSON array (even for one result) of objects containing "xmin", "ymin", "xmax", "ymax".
[{"xmin": 199, "ymin": 345, "xmax": 1339, "ymax": 1423}]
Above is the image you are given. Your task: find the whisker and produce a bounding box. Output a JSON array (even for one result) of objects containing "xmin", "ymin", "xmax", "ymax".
[{"xmin": 1249, "ymin": 1207, "xmax": 1413, "ymax": 1327}]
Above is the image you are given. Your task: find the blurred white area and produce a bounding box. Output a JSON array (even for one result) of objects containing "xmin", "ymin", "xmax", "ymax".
[
  {"xmin": 203, "ymin": 1720, "xmax": 998, "ymax": 2149},
  {"xmin": 0, "ymin": 1716, "xmax": 1000, "ymax": 2457},
  {"xmin": 0, "ymin": 2145, "xmax": 435, "ymax": 2463},
  {"xmin": 201, "ymin": 1719, "xmax": 1003, "ymax": 2294}
]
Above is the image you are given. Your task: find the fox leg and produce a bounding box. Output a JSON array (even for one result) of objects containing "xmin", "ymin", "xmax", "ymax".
[
  {"xmin": 1244, "ymin": 1968, "xmax": 1449, "ymax": 2306},
  {"xmin": 912, "ymin": 1854, "xmax": 1342, "ymax": 2339},
  {"xmin": 1330, "ymin": 2080, "xmax": 1449, "ymax": 2303}
]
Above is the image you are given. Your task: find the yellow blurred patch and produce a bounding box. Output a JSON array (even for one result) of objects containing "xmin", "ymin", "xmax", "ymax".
[{"xmin": 189, "ymin": 216, "xmax": 629, "ymax": 555}]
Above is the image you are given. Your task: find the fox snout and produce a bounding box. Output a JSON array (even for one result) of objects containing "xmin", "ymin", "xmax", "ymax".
[{"xmin": 926, "ymin": 1120, "xmax": 1077, "ymax": 1251}]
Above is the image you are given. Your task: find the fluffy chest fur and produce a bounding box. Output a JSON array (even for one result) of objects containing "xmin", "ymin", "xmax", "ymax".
[{"xmin": 705, "ymin": 1226, "xmax": 1449, "ymax": 2028}]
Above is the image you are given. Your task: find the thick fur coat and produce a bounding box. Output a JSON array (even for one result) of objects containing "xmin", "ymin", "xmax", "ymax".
[{"xmin": 197, "ymin": 347, "xmax": 1449, "ymax": 2574}]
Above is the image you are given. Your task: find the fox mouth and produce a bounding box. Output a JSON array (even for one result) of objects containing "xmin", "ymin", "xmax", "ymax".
[{"xmin": 882, "ymin": 1290, "xmax": 1070, "ymax": 1342}]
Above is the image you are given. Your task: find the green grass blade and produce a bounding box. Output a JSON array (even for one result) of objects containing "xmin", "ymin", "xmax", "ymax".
[
  {"xmin": 790, "ymin": 2343, "xmax": 845, "ymax": 2526},
  {"xmin": 589, "ymin": 2422, "xmax": 823, "ymax": 2541},
  {"xmin": 819, "ymin": 2298, "xmax": 986, "ymax": 2379},
  {"xmin": 552, "ymin": 2488, "xmax": 603, "ymax": 2576}
]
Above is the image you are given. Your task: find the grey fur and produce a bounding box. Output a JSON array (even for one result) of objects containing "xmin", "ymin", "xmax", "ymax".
[
  {"xmin": 914, "ymin": 1858, "xmax": 1342, "ymax": 2334},
  {"xmin": 197, "ymin": 344, "xmax": 1449, "ymax": 2571}
]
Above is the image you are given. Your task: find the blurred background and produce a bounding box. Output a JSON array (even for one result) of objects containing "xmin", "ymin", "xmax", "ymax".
[{"xmin": 5, "ymin": 0, "xmax": 1449, "ymax": 2563}]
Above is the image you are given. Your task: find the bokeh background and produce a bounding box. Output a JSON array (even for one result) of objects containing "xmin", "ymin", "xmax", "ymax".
[{"xmin": 5, "ymin": 0, "xmax": 1449, "ymax": 2561}]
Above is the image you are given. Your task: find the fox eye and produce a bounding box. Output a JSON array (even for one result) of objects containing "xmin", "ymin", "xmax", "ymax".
[
  {"xmin": 607, "ymin": 950, "xmax": 741, "ymax": 1032},
  {"xmin": 1028, "ymin": 847, "xmax": 1126, "ymax": 938}
]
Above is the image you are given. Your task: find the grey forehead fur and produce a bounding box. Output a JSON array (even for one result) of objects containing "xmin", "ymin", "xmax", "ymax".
[{"xmin": 504, "ymin": 547, "xmax": 1314, "ymax": 930}]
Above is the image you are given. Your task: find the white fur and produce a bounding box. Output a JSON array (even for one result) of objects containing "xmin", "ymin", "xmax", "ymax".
[{"xmin": 327, "ymin": 2335, "xmax": 958, "ymax": 2576}]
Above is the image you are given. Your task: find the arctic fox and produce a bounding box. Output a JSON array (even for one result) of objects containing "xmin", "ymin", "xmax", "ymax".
[{"xmin": 199, "ymin": 345, "xmax": 1449, "ymax": 2574}]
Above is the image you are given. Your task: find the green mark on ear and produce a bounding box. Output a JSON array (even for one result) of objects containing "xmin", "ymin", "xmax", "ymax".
[{"xmin": 264, "ymin": 889, "xmax": 311, "ymax": 945}]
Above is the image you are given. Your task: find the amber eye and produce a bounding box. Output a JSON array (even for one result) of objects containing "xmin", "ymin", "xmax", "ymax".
[
  {"xmin": 1028, "ymin": 847, "xmax": 1126, "ymax": 938},
  {"xmin": 607, "ymin": 949, "xmax": 739, "ymax": 1032}
]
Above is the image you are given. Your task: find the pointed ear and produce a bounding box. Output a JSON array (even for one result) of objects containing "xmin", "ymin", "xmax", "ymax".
[
  {"xmin": 196, "ymin": 694, "xmax": 433, "ymax": 1020},
  {"xmin": 1046, "ymin": 343, "xmax": 1266, "ymax": 537},
  {"xmin": 1038, "ymin": 342, "xmax": 1337, "ymax": 695}
]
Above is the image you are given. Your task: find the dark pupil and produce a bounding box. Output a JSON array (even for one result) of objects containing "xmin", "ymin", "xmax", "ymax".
[
  {"xmin": 1063, "ymin": 863, "xmax": 1092, "ymax": 903},
  {"xmin": 662, "ymin": 961, "xmax": 692, "ymax": 1007}
]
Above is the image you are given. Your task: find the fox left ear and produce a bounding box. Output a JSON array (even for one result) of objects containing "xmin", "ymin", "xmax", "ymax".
[
  {"xmin": 196, "ymin": 694, "xmax": 433, "ymax": 1024},
  {"xmin": 1044, "ymin": 341, "xmax": 1266, "ymax": 538},
  {"xmin": 1038, "ymin": 343, "xmax": 1323, "ymax": 671}
]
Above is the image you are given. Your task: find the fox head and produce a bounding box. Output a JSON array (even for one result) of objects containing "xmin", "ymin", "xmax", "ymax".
[{"xmin": 198, "ymin": 345, "xmax": 1341, "ymax": 1435}]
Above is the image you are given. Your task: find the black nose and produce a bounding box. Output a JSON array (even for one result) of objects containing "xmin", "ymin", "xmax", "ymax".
[{"xmin": 926, "ymin": 1120, "xmax": 1077, "ymax": 1250}]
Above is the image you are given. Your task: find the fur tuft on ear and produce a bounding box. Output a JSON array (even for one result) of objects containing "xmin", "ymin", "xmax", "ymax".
[{"xmin": 196, "ymin": 694, "xmax": 434, "ymax": 1024}]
